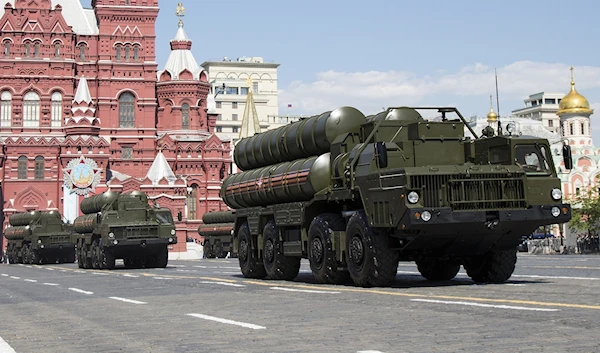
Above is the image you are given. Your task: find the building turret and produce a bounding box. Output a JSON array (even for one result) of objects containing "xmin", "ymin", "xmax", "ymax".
[
  {"xmin": 558, "ymin": 67, "xmax": 594, "ymax": 148},
  {"xmin": 65, "ymin": 76, "xmax": 99, "ymax": 136}
]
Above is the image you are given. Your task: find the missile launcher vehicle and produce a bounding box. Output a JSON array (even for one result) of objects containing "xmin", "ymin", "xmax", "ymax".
[
  {"xmin": 222, "ymin": 106, "xmax": 572, "ymax": 287},
  {"xmin": 74, "ymin": 190, "xmax": 177, "ymax": 270},
  {"xmin": 198, "ymin": 211, "xmax": 235, "ymax": 258},
  {"xmin": 4, "ymin": 211, "xmax": 76, "ymax": 264}
]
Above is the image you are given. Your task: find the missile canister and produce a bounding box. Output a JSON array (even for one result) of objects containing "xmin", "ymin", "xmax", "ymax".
[
  {"xmin": 73, "ymin": 214, "xmax": 99, "ymax": 234},
  {"xmin": 80, "ymin": 191, "xmax": 119, "ymax": 215},
  {"xmin": 202, "ymin": 211, "xmax": 235, "ymax": 225},
  {"xmin": 197, "ymin": 223, "xmax": 234, "ymax": 237},
  {"xmin": 4, "ymin": 226, "xmax": 31, "ymax": 240},
  {"xmin": 9, "ymin": 211, "xmax": 43, "ymax": 226},
  {"xmin": 221, "ymin": 153, "xmax": 331, "ymax": 209},
  {"xmin": 234, "ymin": 107, "xmax": 366, "ymax": 171}
]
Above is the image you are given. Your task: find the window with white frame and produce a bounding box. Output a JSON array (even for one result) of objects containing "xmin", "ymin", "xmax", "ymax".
[
  {"xmin": 1, "ymin": 91, "xmax": 11, "ymax": 127},
  {"xmin": 182, "ymin": 103, "xmax": 190, "ymax": 129},
  {"xmin": 119, "ymin": 92, "xmax": 135, "ymax": 128},
  {"xmin": 23, "ymin": 91, "xmax": 40, "ymax": 127},
  {"xmin": 51, "ymin": 92, "xmax": 62, "ymax": 127}
]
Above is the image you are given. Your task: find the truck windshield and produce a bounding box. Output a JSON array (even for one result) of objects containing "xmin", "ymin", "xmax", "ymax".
[
  {"xmin": 155, "ymin": 210, "xmax": 174, "ymax": 225},
  {"xmin": 514, "ymin": 144, "xmax": 551, "ymax": 174}
]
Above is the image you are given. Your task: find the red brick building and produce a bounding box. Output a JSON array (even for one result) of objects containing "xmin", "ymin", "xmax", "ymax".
[{"xmin": 0, "ymin": 0, "xmax": 231, "ymax": 254}]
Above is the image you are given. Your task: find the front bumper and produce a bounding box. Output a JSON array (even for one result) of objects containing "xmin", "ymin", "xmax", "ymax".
[
  {"xmin": 102, "ymin": 237, "xmax": 176, "ymax": 248},
  {"xmin": 401, "ymin": 204, "xmax": 571, "ymax": 235},
  {"xmin": 34, "ymin": 243, "xmax": 76, "ymax": 251}
]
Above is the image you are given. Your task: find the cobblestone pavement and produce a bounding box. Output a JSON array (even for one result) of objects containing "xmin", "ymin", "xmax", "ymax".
[{"xmin": 1, "ymin": 254, "xmax": 600, "ymax": 353}]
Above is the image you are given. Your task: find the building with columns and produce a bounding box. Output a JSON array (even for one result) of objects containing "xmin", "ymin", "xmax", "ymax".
[{"xmin": 0, "ymin": 1, "xmax": 231, "ymax": 255}]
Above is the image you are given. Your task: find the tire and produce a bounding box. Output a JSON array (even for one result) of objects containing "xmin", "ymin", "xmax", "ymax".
[
  {"xmin": 262, "ymin": 221, "xmax": 300, "ymax": 280},
  {"xmin": 91, "ymin": 240, "xmax": 101, "ymax": 269},
  {"xmin": 156, "ymin": 246, "xmax": 168, "ymax": 268},
  {"xmin": 100, "ymin": 246, "xmax": 115, "ymax": 270},
  {"xmin": 204, "ymin": 242, "xmax": 215, "ymax": 259},
  {"xmin": 416, "ymin": 260, "xmax": 460, "ymax": 281},
  {"xmin": 30, "ymin": 249, "xmax": 41, "ymax": 265},
  {"xmin": 464, "ymin": 248, "xmax": 518, "ymax": 283},
  {"xmin": 345, "ymin": 211, "xmax": 399, "ymax": 287},
  {"xmin": 77, "ymin": 247, "xmax": 84, "ymax": 268},
  {"xmin": 308, "ymin": 214, "xmax": 350, "ymax": 284},
  {"xmin": 215, "ymin": 241, "xmax": 225, "ymax": 258},
  {"xmin": 237, "ymin": 222, "xmax": 266, "ymax": 279}
]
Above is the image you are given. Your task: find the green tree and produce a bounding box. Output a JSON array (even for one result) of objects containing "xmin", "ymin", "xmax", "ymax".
[{"xmin": 568, "ymin": 188, "xmax": 600, "ymax": 239}]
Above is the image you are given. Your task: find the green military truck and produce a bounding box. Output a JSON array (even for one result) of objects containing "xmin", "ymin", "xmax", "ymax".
[
  {"xmin": 74, "ymin": 190, "xmax": 177, "ymax": 270},
  {"xmin": 4, "ymin": 211, "xmax": 76, "ymax": 264},
  {"xmin": 198, "ymin": 211, "xmax": 235, "ymax": 258},
  {"xmin": 222, "ymin": 106, "xmax": 572, "ymax": 287}
]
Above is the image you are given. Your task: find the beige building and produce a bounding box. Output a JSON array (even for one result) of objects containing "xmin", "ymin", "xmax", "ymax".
[
  {"xmin": 511, "ymin": 92, "xmax": 564, "ymax": 135},
  {"xmin": 201, "ymin": 57, "xmax": 282, "ymax": 142}
]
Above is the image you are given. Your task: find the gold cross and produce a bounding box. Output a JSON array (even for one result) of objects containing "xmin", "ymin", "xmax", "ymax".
[
  {"xmin": 570, "ymin": 66, "xmax": 574, "ymax": 83},
  {"xmin": 246, "ymin": 76, "xmax": 253, "ymax": 87}
]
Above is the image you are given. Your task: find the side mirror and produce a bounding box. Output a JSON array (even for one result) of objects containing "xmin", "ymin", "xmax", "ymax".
[
  {"xmin": 562, "ymin": 144, "xmax": 573, "ymax": 170},
  {"xmin": 375, "ymin": 141, "xmax": 388, "ymax": 168},
  {"xmin": 177, "ymin": 211, "xmax": 182, "ymax": 222}
]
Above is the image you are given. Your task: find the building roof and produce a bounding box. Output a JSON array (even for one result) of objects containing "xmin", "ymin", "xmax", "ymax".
[
  {"xmin": 159, "ymin": 20, "xmax": 202, "ymax": 80},
  {"xmin": 238, "ymin": 88, "xmax": 261, "ymax": 139},
  {"xmin": 73, "ymin": 76, "xmax": 92, "ymax": 104},
  {"xmin": 0, "ymin": 1, "xmax": 99, "ymax": 35},
  {"xmin": 146, "ymin": 151, "xmax": 177, "ymax": 185}
]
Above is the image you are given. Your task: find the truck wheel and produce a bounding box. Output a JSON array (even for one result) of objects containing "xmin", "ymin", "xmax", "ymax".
[
  {"xmin": 216, "ymin": 241, "xmax": 227, "ymax": 258},
  {"xmin": 91, "ymin": 240, "xmax": 101, "ymax": 269},
  {"xmin": 238, "ymin": 222, "xmax": 266, "ymax": 279},
  {"xmin": 101, "ymin": 246, "xmax": 115, "ymax": 270},
  {"xmin": 30, "ymin": 250, "xmax": 41, "ymax": 265},
  {"xmin": 464, "ymin": 248, "xmax": 517, "ymax": 283},
  {"xmin": 308, "ymin": 214, "xmax": 350, "ymax": 284},
  {"xmin": 156, "ymin": 247, "xmax": 168, "ymax": 268},
  {"xmin": 345, "ymin": 211, "xmax": 399, "ymax": 287},
  {"xmin": 204, "ymin": 243, "xmax": 215, "ymax": 258},
  {"xmin": 77, "ymin": 246, "xmax": 84, "ymax": 268},
  {"xmin": 22, "ymin": 245, "xmax": 30, "ymax": 264},
  {"xmin": 416, "ymin": 260, "xmax": 460, "ymax": 281},
  {"xmin": 262, "ymin": 221, "xmax": 300, "ymax": 280}
]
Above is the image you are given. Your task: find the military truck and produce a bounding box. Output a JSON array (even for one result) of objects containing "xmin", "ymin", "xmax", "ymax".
[
  {"xmin": 74, "ymin": 190, "xmax": 177, "ymax": 270},
  {"xmin": 4, "ymin": 211, "xmax": 76, "ymax": 264},
  {"xmin": 198, "ymin": 211, "xmax": 235, "ymax": 258},
  {"xmin": 222, "ymin": 106, "xmax": 572, "ymax": 287}
]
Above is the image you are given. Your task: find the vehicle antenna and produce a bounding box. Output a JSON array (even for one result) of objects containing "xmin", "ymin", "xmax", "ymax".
[{"xmin": 495, "ymin": 68, "xmax": 502, "ymax": 135}]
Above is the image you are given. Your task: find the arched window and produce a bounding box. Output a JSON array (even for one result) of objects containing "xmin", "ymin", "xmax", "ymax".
[
  {"xmin": 187, "ymin": 185, "xmax": 197, "ymax": 220},
  {"xmin": 54, "ymin": 42, "xmax": 60, "ymax": 57},
  {"xmin": 34, "ymin": 156, "xmax": 44, "ymax": 180},
  {"xmin": 125, "ymin": 46, "xmax": 130, "ymax": 61},
  {"xmin": 17, "ymin": 156, "xmax": 27, "ymax": 179},
  {"xmin": 4, "ymin": 41, "xmax": 10, "ymax": 57},
  {"xmin": 581, "ymin": 122, "xmax": 585, "ymax": 135},
  {"xmin": 34, "ymin": 42, "xmax": 39, "ymax": 58},
  {"xmin": 51, "ymin": 92, "xmax": 62, "ymax": 127},
  {"xmin": 23, "ymin": 91, "xmax": 40, "ymax": 127},
  {"xmin": 1, "ymin": 91, "xmax": 11, "ymax": 127},
  {"xmin": 182, "ymin": 103, "xmax": 190, "ymax": 129},
  {"xmin": 79, "ymin": 44, "xmax": 85, "ymax": 61},
  {"xmin": 570, "ymin": 123, "xmax": 574, "ymax": 136},
  {"xmin": 118, "ymin": 92, "xmax": 135, "ymax": 128},
  {"xmin": 116, "ymin": 45, "xmax": 121, "ymax": 61},
  {"xmin": 25, "ymin": 42, "xmax": 30, "ymax": 57},
  {"xmin": 133, "ymin": 46, "xmax": 139, "ymax": 61}
]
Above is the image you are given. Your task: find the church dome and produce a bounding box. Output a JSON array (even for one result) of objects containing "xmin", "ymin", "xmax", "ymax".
[
  {"xmin": 557, "ymin": 69, "xmax": 593, "ymax": 116},
  {"xmin": 487, "ymin": 108, "xmax": 498, "ymax": 122}
]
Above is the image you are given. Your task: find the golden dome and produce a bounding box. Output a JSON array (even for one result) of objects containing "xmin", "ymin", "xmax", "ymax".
[
  {"xmin": 557, "ymin": 67, "xmax": 593, "ymax": 116},
  {"xmin": 487, "ymin": 108, "xmax": 497, "ymax": 122}
]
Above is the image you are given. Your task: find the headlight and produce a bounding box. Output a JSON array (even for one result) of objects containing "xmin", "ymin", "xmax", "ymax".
[
  {"xmin": 551, "ymin": 188, "xmax": 562, "ymax": 200},
  {"xmin": 170, "ymin": 229, "xmax": 176, "ymax": 235},
  {"xmin": 421, "ymin": 211, "xmax": 432, "ymax": 222},
  {"xmin": 37, "ymin": 239, "xmax": 42, "ymax": 244},
  {"xmin": 113, "ymin": 240, "xmax": 118, "ymax": 245},
  {"xmin": 168, "ymin": 237, "xmax": 174, "ymax": 243},
  {"xmin": 551, "ymin": 207, "xmax": 561, "ymax": 217},
  {"xmin": 108, "ymin": 232, "xmax": 115, "ymax": 238},
  {"xmin": 407, "ymin": 191, "xmax": 419, "ymax": 204}
]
